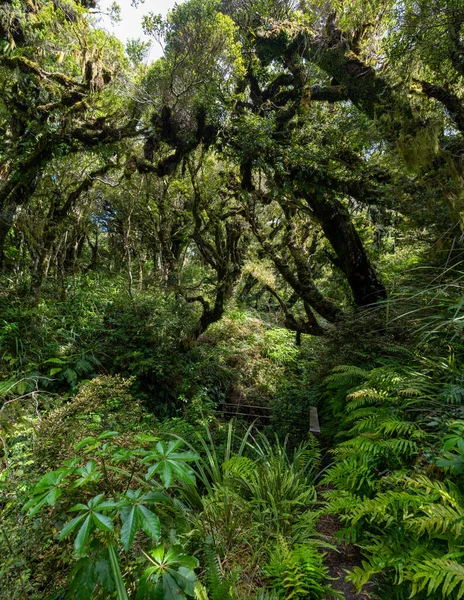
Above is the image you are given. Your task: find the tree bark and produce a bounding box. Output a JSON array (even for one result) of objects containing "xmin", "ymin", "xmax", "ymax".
[{"xmin": 304, "ymin": 191, "xmax": 386, "ymax": 306}]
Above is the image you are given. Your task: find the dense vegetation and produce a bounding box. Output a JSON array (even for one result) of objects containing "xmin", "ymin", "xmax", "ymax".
[{"xmin": 1, "ymin": 0, "xmax": 464, "ymax": 598}]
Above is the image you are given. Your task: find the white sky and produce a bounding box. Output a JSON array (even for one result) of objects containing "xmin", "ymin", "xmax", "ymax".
[{"xmin": 97, "ymin": 0, "xmax": 179, "ymax": 61}]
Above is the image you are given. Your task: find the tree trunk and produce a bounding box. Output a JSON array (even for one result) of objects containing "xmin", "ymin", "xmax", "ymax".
[
  {"xmin": 0, "ymin": 203, "xmax": 17, "ymax": 270},
  {"xmin": 305, "ymin": 191, "xmax": 387, "ymax": 306}
]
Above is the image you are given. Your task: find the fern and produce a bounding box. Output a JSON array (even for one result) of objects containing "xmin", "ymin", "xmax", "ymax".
[
  {"xmin": 202, "ymin": 539, "xmax": 239, "ymax": 600},
  {"xmin": 222, "ymin": 455, "xmax": 257, "ymax": 481},
  {"xmin": 253, "ymin": 591, "xmax": 280, "ymax": 600},
  {"xmin": 410, "ymin": 554, "xmax": 464, "ymax": 599},
  {"xmin": 264, "ymin": 538, "xmax": 331, "ymax": 600}
]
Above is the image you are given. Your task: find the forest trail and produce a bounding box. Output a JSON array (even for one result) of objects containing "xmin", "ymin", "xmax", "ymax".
[{"xmin": 317, "ymin": 513, "xmax": 374, "ymax": 600}]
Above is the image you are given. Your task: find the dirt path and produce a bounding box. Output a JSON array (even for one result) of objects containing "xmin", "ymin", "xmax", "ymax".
[{"xmin": 317, "ymin": 513, "xmax": 375, "ymax": 600}]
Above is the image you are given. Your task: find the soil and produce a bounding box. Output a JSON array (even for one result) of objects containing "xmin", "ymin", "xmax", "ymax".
[{"xmin": 317, "ymin": 512, "xmax": 375, "ymax": 600}]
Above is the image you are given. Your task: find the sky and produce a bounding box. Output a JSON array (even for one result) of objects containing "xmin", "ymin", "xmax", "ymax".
[{"xmin": 97, "ymin": 0, "xmax": 179, "ymax": 61}]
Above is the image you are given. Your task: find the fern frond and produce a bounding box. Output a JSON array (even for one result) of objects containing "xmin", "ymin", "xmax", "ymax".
[
  {"xmin": 407, "ymin": 503, "xmax": 464, "ymax": 537},
  {"xmin": 222, "ymin": 455, "xmax": 257, "ymax": 480},
  {"xmin": 410, "ymin": 554, "xmax": 464, "ymax": 599}
]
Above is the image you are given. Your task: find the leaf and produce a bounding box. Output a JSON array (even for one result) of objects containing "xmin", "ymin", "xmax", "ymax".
[
  {"xmin": 163, "ymin": 571, "xmax": 187, "ymax": 600},
  {"xmin": 75, "ymin": 437, "xmax": 97, "ymax": 451},
  {"xmin": 135, "ymin": 434, "xmax": 160, "ymax": 443},
  {"xmin": 60, "ymin": 513, "xmax": 88, "ymax": 540},
  {"xmin": 98, "ymin": 499, "xmax": 121, "ymax": 510},
  {"xmin": 64, "ymin": 558, "xmax": 95, "ymax": 600},
  {"xmin": 88, "ymin": 494, "xmax": 105, "ymax": 508},
  {"xmin": 120, "ymin": 506, "xmax": 139, "ymax": 552},
  {"xmin": 24, "ymin": 487, "xmax": 62, "ymax": 516},
  {"xmin": 93, "ymin": 512, "xmax": 114, "ymax": 532},
  {"xmin": 44, "ymin": 357, "xmax": 66, "ymax": 365},
  {"xmin": 97, "ymin": 431, "xmax": 120, "ymax": 440},
  {"xmin": 160, "ymin": 460, "xmax": 173, "ymax": 488},
  {"xmin": 149, "ymin": 545, "xmax": 165, "ymax": 563},
  {"xmin": 74, "ymin": 515, "xmax": 93, "ymax": 556},
  {"xmin": 108, "ymin": 544, "xmax": 129, "ymax": 600},
  {"xmin": 174, "ymin": 566, "xmax": 197, "ymax": 595},
  {"xmin": 138, "ymin": 505, "xmax": 161, "ymax": 541},
  {"xmin": 33, "ymin": 470, "xmax": 66, "ymax": 493},
  {"xmin": 96, "ymin": 558, "xmax": 114, "ymax": 592},
  {"xmin": 69, "ymin": 503, "xmax": 89, "ymax": 512}
]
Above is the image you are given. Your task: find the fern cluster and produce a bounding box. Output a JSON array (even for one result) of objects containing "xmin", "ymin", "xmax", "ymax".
[
  {"xmin": 264, "ymin": 538, "xmax": 335, "ymax": 600},
  {"xmin": 179, "ymin": 424, "xmax": 324, "ymax": 596},
  {"xmin": 323, "ymin": 348, "xmax": 464, "ymax": 598}
]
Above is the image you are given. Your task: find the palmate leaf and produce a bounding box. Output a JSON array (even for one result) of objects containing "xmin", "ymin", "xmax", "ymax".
[
  {"xmin": 138, "ymin": 548, "xmax": 198, "ymax": 600},
  {"xmin": 142, "ymin": 440, "xmax": 199, "ymax": 488},
  {"xmin": 74, "ymin": 514, "xmax": 93, "ymax": 556},
  {"xmin": 74, "ymin": 460, "xmax": 102, "ymax": 487},
  {"xmin": 23, "ymin": 468, "xmax": 73, "ymax": 515},
  {"xmin": 120, "ymin": 506, "xmax": 139, "ymax": 552},
  {"xmin": 60, "ymin": 494, "xmax": 116, "ymax": 555},
  {"xmin": 120, "ymin": 489, "xmax": 161, "ymax": 551}
]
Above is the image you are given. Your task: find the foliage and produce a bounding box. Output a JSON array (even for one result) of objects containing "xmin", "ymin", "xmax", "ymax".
[
  {"xmin": 175, "ymin": 422, "xmax": 324, "ymax": 595},
  {"xmin": 22, "ymin": 428, "xmax": 200, "ymax": 599},
  {"xmin": 264, "ymin": 539, "xmax": 333, "ymax": 600},
  {"xmin": 3, "ymin": 0, "xmax": 464, "ymax": 597},
  {"xmin": 322, "ymin": 281, "xmax": 464, "ymax": 597}
]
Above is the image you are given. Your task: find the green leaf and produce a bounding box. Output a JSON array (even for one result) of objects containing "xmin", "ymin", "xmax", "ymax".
[
  {"xmin": 69, "ymin": 503, "xmax": 89, "ymax": 512},
  {"xmin": 59, "ymin": 513, "xmax": 88, "ymax": 540},
  {"xmin": 93, "ymin": 512, "xmax": 114, "ymax": 532},
  {"xmin": 24, "ymin": 487, "xmax": 63, "ymax": 516},
  {"xmin": 45, "ymin": 357, "xmax": 66, "ymax": 365},
  {"xmin": 64, "ymin": 557, "xmax": 95, "ymax": 600},
  {"xmin": 160, "ymin": 460, "xmax": 173, "ymax": 488},
  {"xmin": 88, "ymin": 494, "xmax": 105, "ymax": 508},
  {"xmin": 174, "ymin": 566, "xmax": 197, "ymax": 596},
  {"xmin": 49, "ymin": 367, "xmax": 63, "ymax": 376},
  {"xmin": 98, "ymin": 499, "xmax": 121, "ymax": 510},
  {"xmin": 33, "ymin": 470, "xmax": 66, "ymax": 493},
  {"xmin": 138, "ymin": 505, "xmax": 161, "ymax": 541},
  {"xmin": 163, "ymin": 571, "xmax": 187, "ymax": 600},
  {"xmin": 74, "ymin": 515, "xmax": 93, "ymax": 556},
  {"xmin": 120, "ymin": 506, "xmax": 139, "ymax": 552},
  {"xmin": 75, "ymin": 437, "xmax": 97, "ymax": 451},
  {"xmin": 97, "ymin": 431, "xmax": 120, "ymax": 440},
  {"xmin": 149, "ymin": 545, "xmax": 165, "ymax": 563},
  {"xmin": 108, "ymin": 543, "xmax": 129, "ymax": 600},
  {"xmin": 96, "ymin": 558, "xmax": 114, "ymax": 592},
  {"xmin": 135, "ymin": 434, "xmax": 160, "ymax": 443}
]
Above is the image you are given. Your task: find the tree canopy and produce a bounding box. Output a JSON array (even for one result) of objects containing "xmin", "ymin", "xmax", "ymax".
[{"xmin": 2, "ymin": 0, "xmax": 463, "ymax": 337}]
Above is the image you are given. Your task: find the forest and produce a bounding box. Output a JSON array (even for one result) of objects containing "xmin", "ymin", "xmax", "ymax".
[{"xmin": 1, "ymin": 0, "xmax": 464, "ymax": 598}]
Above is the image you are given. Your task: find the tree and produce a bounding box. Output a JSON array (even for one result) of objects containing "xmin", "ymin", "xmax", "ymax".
[{"xmin": 0, "ymin": 0, "xmax": 137, "ymax": 267}]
